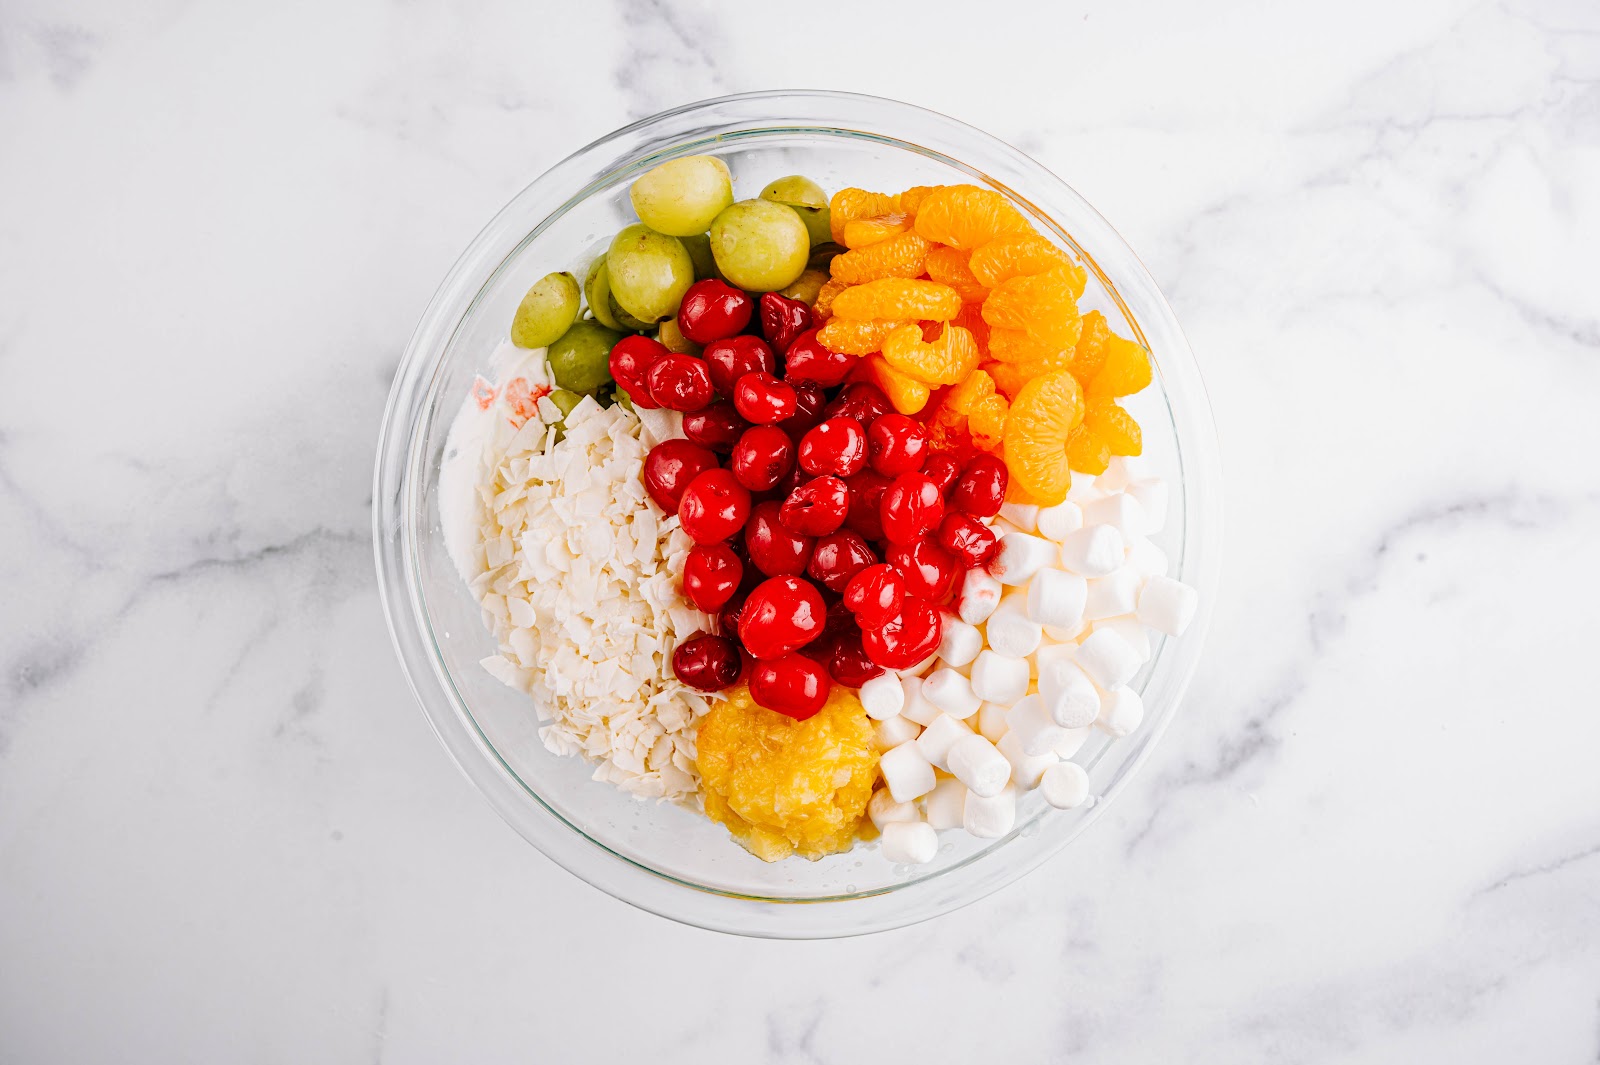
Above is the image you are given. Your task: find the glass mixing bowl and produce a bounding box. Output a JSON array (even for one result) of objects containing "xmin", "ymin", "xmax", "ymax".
[{"xmin": 373, "ymin": 91, "xmax": 1221, "ymax": 938}]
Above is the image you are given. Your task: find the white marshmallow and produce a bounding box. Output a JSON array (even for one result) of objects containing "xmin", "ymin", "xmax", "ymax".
[
  {"xmin": 1052, "ymin": 726, "xmax": 1092, "ymax": 759},
  {"xmin": 1035, "ymin": 500, "xmax": 1083, "ymax": 541},
  {"xmin": 989, "ymin": 516, "xmax": 1024, "ymax": 539},
  {"xmin": 1058, "ymin": 524, "xmax": 1126, "ymax": 577},
  {"xmin": 985, "ymin": 594, "xmax": 1043, "ymax": 658},
  {"xmin": 1075, "ymin": 627, "xmax": 1143, "ymax": 689},
  {"xmin": 1085, "ymin": 567, "xmax": 1142, "ymax": 622},
  {"xmin": 1083, "ymin": 493, "xmax": 1149, "ymax": 540},
  {"xmin": 874, "ymin": 714, "xmax": 921, "ymax": 750},
  {"xmin": 1038, "ymin": 658, "xmax": 1101, "ymax": 728},
  {"xmin": 1097, "ymin": 686, "xmax": 1145, "ymax": 738},
  {"xmin": 937, "ymin": 617, "xmax": 983, "ymax": 667},
  {"xmin": 970, "ymin": 650, "xmax": 1030, "ymax": 705},
  {"xmin": 1042, "ymin": 621, "xmax": 1086, "ymax": 643},
  {"xmin": 860, "ymin": 672, "xmax": 906, "ymax": 720},
  {"xmin": 997, "ymin": 501, "xmax": 1039, "ymax": 533},
  {"xmin": 998, "ymin": 729, "xmax": 1058, "ymax": 790},
  {"xmin": 1126, "ymin": 537, "xmax": 1170, "ymax": 578},
  {"xmin": 992, "ymin": 532, "xmax": 1058, "ymax": 586},
  {"xmin": 880, "ymin": 821, "xmax": 938, "ymax": 865},
  {"xmin": 923, "ymin": 668, "xmax": 982, "ymax": 718},
  {"xmin": 904, "ymin": 651, "xmax": 940, "ymax": 677},
  {"xmin": 916, "ymin": 712, "xmax": 974, "ymax": 771},
  {"xmin": 1137, "ymin": 575, "xmax": 1199, "ymax": 636},
  {"xmin": 1006, "ymin": 693, "xmax": 1070, "ymax": 756},
  {"xmin": 956, "ymin": 568, "xmax": 1003, "ymax": 625},
  {"xmin": 1096, "ymin": 615, "xmax": 1153, "ymax": 661},
  {"xmin": 947, "ymin": 734, "xmax": 1012, "ymax": 798},
  {"xmin": 901, "ymin": 675, "xmax": 943, "ymax": 726},
  {"xmin": 1065, "ymin": 473, "xmax": 1100, "ymax": 504},
  {"xmin": 1026, "ymin": 567, "xmax": 1088, "ymax": 631},
  {"xmin": 924, "ymin": 777, "xmax": 968, "ymax": 830},
  {"xmin": 1097, "ymin": 455, "xmax": 1154, "ymax": 493},
  {"xmin": 1041, "ymin": 761, "xmax": 1090, "ymax": 809},
  {"xmin": 977, "ymin": 701, "xmax": 1010, "ymax": 743},
  {"xmin": 1126, "ymin": 478, "xmax": 1168, "ymax": 534},
  {"xmin": 963, "ymin": 784, "xmax": 1017, "ymax": 838},
  {"xmin": 879, "ymin": 740, "xmax": 937, "ymax": 802},
  {"xmin": 867, "ymin": 786, "xmax": 920, "ymax": 829}
]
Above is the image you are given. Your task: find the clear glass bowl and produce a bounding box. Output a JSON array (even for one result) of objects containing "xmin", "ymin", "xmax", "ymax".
[{"xmin": 373, "ymin": 91, "xmax": 1221, "ymax": 938}]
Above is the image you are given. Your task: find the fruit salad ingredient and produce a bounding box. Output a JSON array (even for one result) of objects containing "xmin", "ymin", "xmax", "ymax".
[
  {"xmin": 645, "ymin": 353, "xmax": 714, "ymax": 411},
  {"xmin": 547, "ymin": 319, "xmax": 622, "ymax": 393},
  {"xmin": 758, "ymin": 291, "xmax": 814, "ymax": 354},
  {"xmin": 607, "ymin": 224, "xmax": 695, "ymax": 324},
  {"xmin": 827, "ymin": 631, "xmax": 884, "ymax": 687},
  {"xmin": 935, "ymin": 512, "xmax": 999, "ymax": 567},
  {"xmin": 1002, "ymin": 370, "xmax": 1085, "ymax": 505},
  {"xmin": 782, "ymin": 328, "xmax": 855, "ymax": 387},
  {"xmin": 816, "ymin": 317, "xmax": 905, "ymax": 356},
  {"xmin": 861, "ymin": 597, "xmax": 942, "ymax": 670},
  {"xmin": 831, "ymin": 278, "xmax": 962, "ymax": 322},
  {"xmin": 842, "ymin": 563, "xmax": 905, "ymax": 628},
  {"xmin": 677, "ymin": 468, "xmax": 752, "ymax": 543},
  {"xmin": 671, "ymin": 633, "xmax": 743, "ymax": 692},
  {"xmin": 806, "ymin": 530, "xmax": 877, "ymax": 593},
  {"xmin": 866, "ymin": 413, "xmax": 930, "ymax": 475},
  {"xmin": 607, "ymin": 334, "xmax": 668, "ymax": 408},
  {"xmin": 709, "ymin": 199, "xmax": 811, "ymax": 292},
  {"xmin": 729, "ymin": 425, "xmax": 796, "ymax": 492},
  {"xmin": 511, "ymin": 270, "xmax": 581, "ymax": 349},
  {"xmin": 880, "ymin": 321, "xmax": 980, "ymax": 386},
  {"xmin": 828, "ymin": 231, "xmax": 932, "ymax": 285},
  {"xmin": 779, "ymin": 475, "xmax": 849, "ymax": 536},
  {"xmin": 798, "ymin": 416, "xmax": 869, "ymax": 477},
  {"xmin": 888, "ymin": 535, "xmax": 960, "ymax": 602},
  {"xmin": 629, "ymin": 155, "xmax": 734, "ymax": 236},
  {"xmin": 778, "ymin": 382, "xmax": 827, "ymax": 441},
  {"xmin": 681, "ymin": 401, "xmax": 749, "ymax": 452},
  {"xmin": 951, "ymin": 453, "xmax": 1008, "ymax": 516},
  {"xmin": 743, "ymin": 501, "xmax": 814, "ymax": 577},
  {"xmin": 912, "ymin": 184, "xmax": 1031, "ymax": 249},
  {"xmin": 750, "ymin": 653, "xmax": 832, "ymax": 720},
  {"xmin": 643, "ymin": 440, "xmax": 719, "ymax": 513},
  {"xmin": 824, "ymin": 382, "xmax": 894, "ymax": 425},
  {"xmin": 732, "ymin": 371, "xmax": 798, "ymax": 425},
  {"xmin": 677, "ymin": 278, "xmax": 754, "ymax": 343},
  {"xmin": 703, "ymin": 335, "xmax": 776, "ymax": 396},
  {"xmin": 759, "ymin": 175, "xmax": 832, "ymax": 246},
  {"xmin": 739, "ymin": 576, "xmax": 826, "ymax": 659},
  {"xmin": 683, "ymin": 543, "xmax": 743, "ymax": 612}
]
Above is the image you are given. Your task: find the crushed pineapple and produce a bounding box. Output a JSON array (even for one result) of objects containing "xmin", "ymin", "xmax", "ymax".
[{"xmin": 696, "ymin": 684, "xmax": 877, "ymax": 862}]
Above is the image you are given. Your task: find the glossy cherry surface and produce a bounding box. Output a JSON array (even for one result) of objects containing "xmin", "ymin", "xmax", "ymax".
[
  {"xmin": 681, "ymin": 401, "xmax": 749, "ymax": 452},
  {"xmin": 645, "ymin": 354, "xmax": 714, "ymax": 412},
  {"xmin": 778, "ymin": 475, "xmax": 849, "ymax": 536},
  {"xmin": 783, "ymin": 329, "xmax": 856, "ymax": 387},
  {"xmin": 608, "ymin": 335, "xmax": 668, "ymax": 410},
  {"xmin": 797, "ymin": 417, "xmax": 869, "ymax": 477},
  {"xmin": 827, "ymin": 629, "xmax": 884, "ymax": 687},
  {"xmin": 806, "ymin": 530, "xmax": 877, "ymax": 593},
  {"xmin": 861, "ymin": 597, "xmax": 942, "ymax": 670},
  {"xmin": 887, "ymin": 535, "xmax": 960, "ymax": 602},
  {"xmin": 743, "ymin": 500, "xmax": 814, "ymax": 577},
  {"xmin": 738, "ymin": 575, "xmax": 826, "ymax": 660},
  {"xmin": 729, "ymin": 425, "xmax": 795, "ymax": 492},
  {"xmin": 879, "ymin": 472, "xmax": 945, "ymax": 546},
  {"xmin": 951, "ymin": 454, "xmax": 1009, "ymax": 517},
  {"xmin": 757, "ymin": 291, "xmax": 814, "ymax": 354},
  {"xmin": 841, "ymin": 563, "xmax": 906, "ymax": 629},
  {"xmin": 677, "ymin": 278, "xmax": 753, "ymax": 344},
  {"xmin": 823, "ymin": 382, "xmax": 893, "ymax": 425},
  {"xmin": 936, "ymin": 512, "xmax": 999, "ymax": 567},
  {"xmin": 677, "ymin": 468, "xmax": 752, "ymax": 543},
  {"xmin": 703, "ymin": 334, "xmax": 776, "ymax": 396},
  {"xmin": 643, "ymin": 440, "xmax": 719, "ymax": 513},
  {"xmin": 732, "ymin": 371, "xmax": 798, "ymax": 425},
  {"xmin": 866, "ymin": 414, "xmax": 930, "ymax": 476},
  {"xmin": 922, "ymin": 452, "xmax": 963, "ymax": 495},
  {"xmin": 671, "ymin": 633, "xmax": 743, "ymax": 692},
  {"xmin": 749, "ymin": 653, "xmax": 831, "ymax": 720},
  {"xmin": 683, "ymin": 543, "xmax": 743, "ymax": 612}
]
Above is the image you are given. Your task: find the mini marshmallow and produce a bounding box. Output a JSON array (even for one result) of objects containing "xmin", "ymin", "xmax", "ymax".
[
  {"xmin": 1038, "ymin": 658, "xmax": 1101, "ymax": 728},
  {"xmin": 1035, "ymin": 500, "xmax": 1083, "ymax": 541},
  {"xmin": 879, "ymin": 740, "xmax": 937, "ymax": 802},
  {"xmin": 1085, "ymin": 567, "xmax": 1142, "ymax": 622},
  {"xmin": 1058, "ymin": 524, "xmax": 1126, "ymax": 577},
  {"xmin": 1083, "ymin": 493, "xmax": 1149, "ymax": 540},
  {"xmin": 923, "ymin": 668, "xmax": 982, "ymax": 718},
  {"xmin": 1097, "ymin": 686, "xmax": 1145, "ymax": 738},
  {"xmin": 985, "ymin": 594, "xmax": 1043, "ymax": 658},
  {"xmin": 997, "ymin": 729, "xmax": 1057, "ymax": 790},
  {"xmin": 924, "ymin": 777, "xmax": 968, "ymax": 830},
  {"xmin": 977, "ymin": 701, "xmax": 1010, "ymax": 743},
  {"xmin": 1065, "ymin": 473, "xmax": 1100, "ymax": 504},
  {"xmin": 937, "ymin": 617, "xmax": 984, "ymax": 667},
  {"xmin": 948, "ymin": 734, "xmax": 1012, "ymax": 798},
  {"xmin": 880, "ymin": 820, "xmax": 938, "ymax": 865},
  {"xmin": 1097, "ymin": 455, "xmax": 1154, "ymax": 493},
  {"xmin": 1126, "ymin": 537, "xmax": 1170, "ymax": 578},
  {"xmin": 916, "ymin": 712, "xmax": 974, "ymax": 771},
  {"xmin": 1096, "ymin": 615, "xmax": 1152, "ymax": 661},
  {"xmin": 1026, "ymin": 567, "xmax": 1088, "ymax": 631},
  {"xmin": 1005, "ymin": 693, "xmax": 1070, "ymax": 756},
  {"xmin": 1042, "ymin": 621, "xmax": 1085, "ymax": 642},
  {"xmin": 1126, "ymin": 479, "xmax": 1168, "ymax": 534},
  {"xmin": 970, "ymin": 650, "xmax": 1030, "ymax": 705},
  {"xmin": 963, "ymin": 784, "xmax": 1017, "ymax": 838},
  {"xmin": 1041, "ymin": 761, "xmax": 1090, "ymax": 809},
  {"xmin": 1075, "ymin": 627, "xmax": 1143, "ymax": 689},
  {"xmin": 992, "ymin": 532, "xmax": 1059, "ymax": 586},
  {"xmin": 1052, "ymin": 726, "xmax": 1092, "ymax": 759},
  {"xmin": 997, "ymin": 501, "xmax": 1040, "ymax": 533},
  {"xmin": 875, "ymin": 714, "xmax": 921, "ymax": 750},
  {"xmin": 1137, "ymin": 575, "xmax": 1199, "ymax": 636},
  {"xmin": 901, "ymin": 675, "xmax": 943, "ymax": 726},
  {"xmin": 868, "ymin": 786, "xmax": 920, "ymax": 829},
  {"xmin": 860, "ymin": 672, "xmax": 906, "ymax": 720},
  {"xmin": 957, "ymin": 568, "xmax": 1003, "ymax": 626},
  {"xmin": 1032, "ymin": 638, "xmax": 1077, "ymax": 680}
]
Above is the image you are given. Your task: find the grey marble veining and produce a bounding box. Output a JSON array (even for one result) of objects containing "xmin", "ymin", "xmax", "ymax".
[{"xmin": 2, "ymin": 0, "xmax": 1598, "ymax": 1061}]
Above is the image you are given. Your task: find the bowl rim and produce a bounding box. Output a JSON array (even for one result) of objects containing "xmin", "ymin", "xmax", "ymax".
[{"xmin": 373, "ymin": 89, "xmax": 1223, "ymax": 938}]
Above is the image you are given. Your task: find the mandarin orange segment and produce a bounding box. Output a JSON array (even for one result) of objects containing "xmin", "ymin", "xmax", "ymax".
[
  {"xmin": 831, "ymin": 278, "xmax": 962, "ymax": 322},
  {"xmin": 866, "ymin": 354, "xmax": 932, "ymax": 414},
  {"xmin": 829, "ymin": 188, "xmax": 900, "ymax": 243},
  {"xmin": 1000, "ymin": 370, "xmax": 1084, "ymax": 506},
  {"xmin": 912, "ymin": 184, "xmax": 1033, "ymax": 249},
  {"xmin": 817, "ymin": 317, "xmax": 906, "ymax": 355},
  {"xmin": 981, "ymin": 267, "xmax": 1082, "ymax": 337},
  {"xmin": 1088, "ymin": 334, "xmax": 1153, "ymax": 398},
  {"xmin": 983, "ymin": 359, "xmax": 1031, "ymax": 400},
  {"xmin": 814, "ymin": 277, "xmax": 848, "ymax": 322},
  {"xmin": 969, "ymin": 234, "xmax": 1076, "ymax": 288},
  {"xmin": 829, "ymin": 232, "xmax": 932, "ymax": 285},
  {"xmin": 842, "ymin": 213, "xmax": 912, "ymax": 249},
  {"xmin": 945, "ymin": 368, "xmax": 996, "ymax": 416},
  {"xmin": 987, "ymin": 326, "xmax": 1073, "ymax": 369},
  {"xmin": 880, "ymin": 321, "xmax": 980, "ymax": 386},
  {"xmin": 1083, "ymin": 398, "xmax": 1142, "ymax": 456},
  {"xmin": 898, "ymin": 185, "xmax": 940, "ymax": 216},
  {"xmin": 968, "ymin": 393, "xmax": 1009, "ymax": 452},
  {"xmin": 925, "ymin": 246, "xmax": 991, "ymax": 303},
  {"xmin": 1066, "ymin": 424, "xmax": 1111, "ymax": 475},
  {"xmin": 1070, "ymin": 309, "xmax": 1111, "ymax": 382}
]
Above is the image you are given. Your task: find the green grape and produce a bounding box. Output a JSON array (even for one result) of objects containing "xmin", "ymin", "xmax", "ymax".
[
  {"xmin": 657, "ymin": 316, "xmax": 702, "ymax": 355},
  {"xmin": 780, "ymin": 267, "xmax": 829, "ymax": 306},
  {"xmin": 547, "ymin": 319, "xmax": 621, "ymax": 394},
  {"xmin": 606, "ymin": 224, "xmax": 694, "ymax": 324},
  {"xmin": 681, "ymin": 232, "xmax": 717, "ymax": 280},
  {"xmin": 612, "ymin": 386, "xmax": 636, "ymax": 413},
  {"xmin": 708, "ymin": 200, "xmax": 810, "ymax": 293},
  {"xmin": 608, "ymin": 294, "xmax": 652, "ymax": 332},
  {"xmin": 808, "ymin": 242, "xmax": 845, "ymax": 270},
  {"xmin": 583, "ymin": 258, "xmax": 625, "ymax": 330},
  {"xmin": 630, "ymin": 155, "xmax": 734, "ymax": 237},
  {"xmin": 759, "ymin": 175, "xmax": 827, "ymax": 209},
  {"xmin": 510, "ymin": 271, "xmax": 580, "ymax": 348},
  {"xmin": 760, "ymin": 175, "xmax": 832, "ymax": 247},
  {"xmin": 548, "ymin": 388, "xmax": 584, "ymax": 420}
]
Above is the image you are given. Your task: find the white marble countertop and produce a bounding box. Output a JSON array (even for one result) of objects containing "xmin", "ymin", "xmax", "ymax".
[{"xmin": 3, "ymin": 1, "xmax": 1598, "ymax": 1061}]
